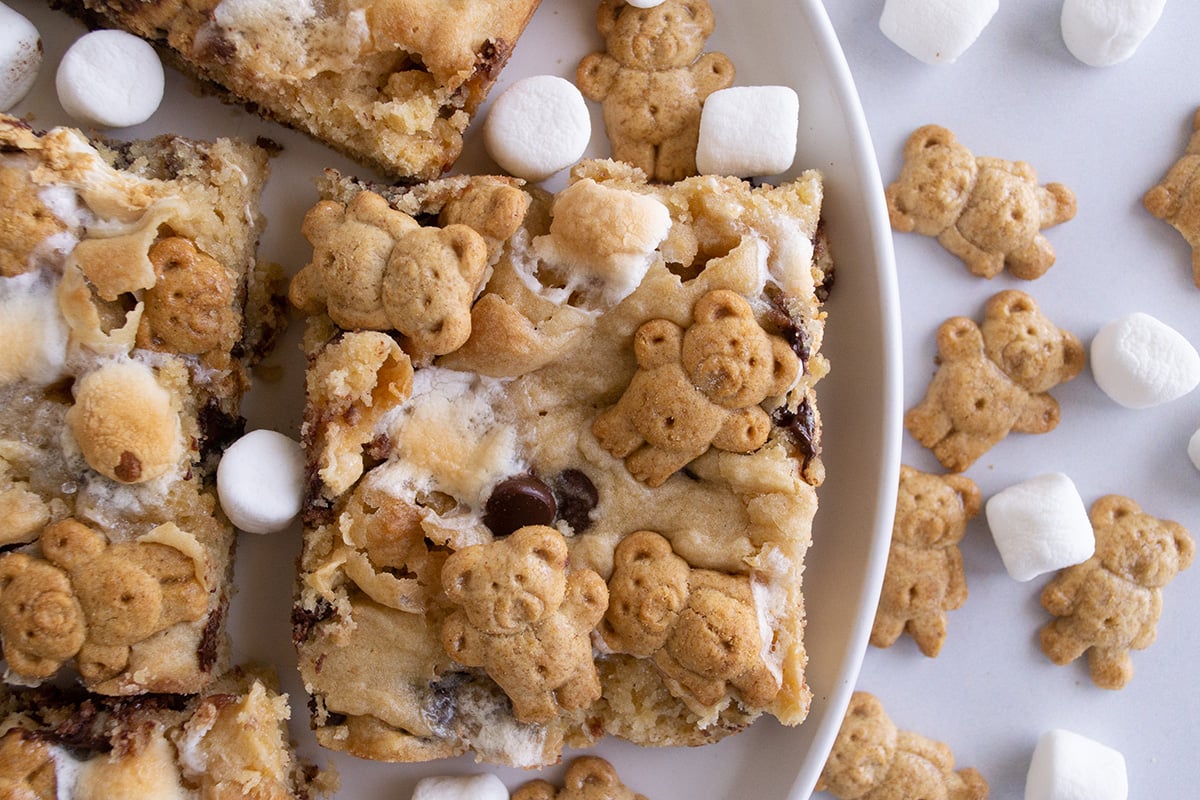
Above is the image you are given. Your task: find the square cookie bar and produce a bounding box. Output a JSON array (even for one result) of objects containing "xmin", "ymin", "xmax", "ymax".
[
  {"xmin": 0, "ymin": 114, "xmax": 280, "ymax": 694},
  {"xmin": 0, "ymin": 665, "xmax": 326, "ymax": 798},
  {"xmin": 52, "ymin": 0, "xmax": 543, "ymax": 181},
  {"xmin": 291, "ymin": 158, "xmax": 831, "ymax": 766}
]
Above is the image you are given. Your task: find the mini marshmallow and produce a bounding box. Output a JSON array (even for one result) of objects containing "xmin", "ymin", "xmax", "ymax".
[
  {"xmin": 484, "ymin": 74, "xmax": 591, "ymax": 183},
  {"xmin": 0, "ymin": 2, "xmax": 42, "ymax": 112},
  {"xmin": 1189, "ymin": 427, "xmax": 1200, "ymax": 472},
  {"xmin": 985, "ymin": 473, "xmax": 1094, "ymax": 582},
  {"xmin": 1025, "ymin": 729, "xmax": 1128, "ymax": 800},
  {"xmin": 411, "ymin": 774, "xmax": 509, "ymax": 800},
  {"xmin": 626, "ymin": 0, "xmax": 666, "ymax": 7},
  {"xmin": 56, "ymin": 30, "xmax": 164, "ymax": 128},
  {"xmin": 879, "ymin": 0, "xmax": 1000, "ymax": 65},
  {"xmin": 695, "ymin": 85, "xmax": 798, "ymax": 178},
  {"xmin": 1061, "ymin": 0, "xmax": 1166, "ymax": 67},
  {"xmin": 217, "ymin": 429, "xmax": 305, "ymax": 534},
  {"xmin": 1091, "ymin": 312, "xmax": 1200, "ymax": 409}
]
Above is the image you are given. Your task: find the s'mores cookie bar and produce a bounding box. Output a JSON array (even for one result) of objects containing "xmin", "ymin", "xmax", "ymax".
[
  {"xmin": 0, "ymin": 114, "xmax": 279, "ymax": 694},
  {"xmin": 291, "ymin": 158, "xmax": 831, "ymax": 766},
  {"xmin": 0, "ymin": 665, "xmax": 327, "ymax": 798},
  {"xmin": 52, "ymin": 0, "xmax": 543, "ymax": 181}
]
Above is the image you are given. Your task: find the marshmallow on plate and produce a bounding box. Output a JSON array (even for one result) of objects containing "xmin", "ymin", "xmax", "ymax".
[
  {"xmin": 217, "ymin": 429, "xmax": 305, "ymax": 534},
  {"xmin": 696, "ymin": 85, "xmax": 798, "ymax": 178},
  {"xmin": 56, "ymin": 29, "xmax": 165, "ymax": 128},
  {"xmin": 880, "ymin": 0, "xmax": 1000, "ymax": 65},
  {"xmin": 484, "ymin": 74, "xmax": 591, "ymax": 183},
  {"xmin": 985, "ymin": 473, "xmax": 1095, "ymax": 582},
  {"xmin": 1061, "ymin": 0, "xmax": 1166, "ymax": 67},
  {"xmin": 411, "ymin": 774, "xmax": 509, "ymax": 800},
  {"xmin": 0, "ymin": 2, "xmax": 42, "ymax": 111},
  {"xmin": 1026, "ymin": 729, "xmax": 1128, "ymax": 800},
  {"xmin": 1091, "ymin": 312, "xmax": 1200, "ymax": 408}
]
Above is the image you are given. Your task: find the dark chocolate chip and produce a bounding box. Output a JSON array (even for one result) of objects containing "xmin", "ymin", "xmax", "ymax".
[
  {"xmin": 484, "ymin": 474, "xmax": 557, "ymax": 537},
  {"xmin": 772, "ymin": 398, "xmax": 819, "ymax": 461},
  {"xmin": 549, "ymin": 469, "xmax": 598, "ymax": 533}
]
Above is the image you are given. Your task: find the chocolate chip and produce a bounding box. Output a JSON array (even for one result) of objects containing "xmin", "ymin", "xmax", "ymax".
[
  {"xmin": 765, "ymin": 290, "xmax": 811, "ymax": 364},
  {"xmin": 549, "ymin": 469, "xmax": 598, "ymax": 533},
  {"xmin": 484, "ymin": 474, "xmax": 557, "ymax": 537},
  {"xmin": 772, "ymin": 398, "xmax": 820, "ymax": 461}
]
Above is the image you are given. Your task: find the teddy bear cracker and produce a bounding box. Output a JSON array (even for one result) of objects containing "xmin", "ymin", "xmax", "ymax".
[
  {"xmin": 905, "ymin": 290, "xmax": 1085, "ymax": 472},
  {"xmin": 577, "ymin": 0, "xmax": 734, "ymax": 182},
  {"xmin": 1143, "ymin": 107, "xmax": 1200, "ymax": 287},
  {"xmin": 886, "ymin": 124, "xmax": 1076, "ymax": 280},
  {"xmin": 1039, "ymin": 494, "xmax": 1194, "ymax": 689},
  {"xmin": 871, "ymin": 466, "xmax": 981, "ymax": 657},
  {"xmin": 514, "ymin": 756, "xmax": 650, "ymax": 800}
]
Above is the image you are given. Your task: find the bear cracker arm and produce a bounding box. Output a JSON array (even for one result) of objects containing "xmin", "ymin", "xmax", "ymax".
[
  {"xmin": 1038, "ymin": 562, "xmax": 1091, "ymax": 617},
  {"xmin": 1010, "ymin": 391, "xmax": 1062, "ymax": 435},
  {"xmin": 576, "ymin": 52, "xmax": 620, "ymax": 102}
]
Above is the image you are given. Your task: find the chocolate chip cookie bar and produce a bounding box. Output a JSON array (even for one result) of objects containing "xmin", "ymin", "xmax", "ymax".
[
  {"xmin": 291, "ymin": 158, "xmax": 831, "ymax": 766},
  {"xmin": 0, "ymin": 114, "xmax": 280, "ymax": 694},
  {"xmin": 0, "ymin": 665, "xmax": 326, "ymax": 798},
  {"xmin": 50, "ymin": 0, "xmax": 542, "ymax": 181}
]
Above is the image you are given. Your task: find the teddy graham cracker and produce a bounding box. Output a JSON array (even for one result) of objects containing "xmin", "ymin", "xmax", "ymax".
[
  {"xmin": 0, "ymin": 114, "xmax": 280, "ymax": 694},
  {"xmin": 1143, "ymin": 107, "xmax": 1200, "ymax": 287},
  {"xmin": 50, "ymin": 0, "xmax": 542, "ymax": 181},
  {"xmin": 514, "ymin": 755, "xmax": 649, "ymax": 800},
  {"xmin": 1039, "ymin": 494, "xmax": 1194, "ymax": 690},
  {"xmin": 289, "ymin": 157, "xmax": 832, "ymax": 766}
]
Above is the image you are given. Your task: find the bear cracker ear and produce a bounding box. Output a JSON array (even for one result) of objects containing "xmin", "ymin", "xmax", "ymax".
[
  {"xmin": 1090, "ymin": 494, "xmax": 1139, "ymax": 529},
  {"xmin": 441, "ymin": 554, "xmax": 476, "ymax": 603},
  {"xmin": 985, "ymin": 289, "xmax": 1036, "ymax": 319},
  {"xmin": 945, "ymin": 474, "xmax": 982, "ymax": 518},
  {"xmin": 692, "ymin": 289, "xmax": 749, "ymax": 324},
  {"xmin": 1170, "ymin": 522, "xmax": 1196, "ymax": 570},
  {"xmin": 680, "ymin": 0, "xmax": 716, "ymax": 34},
  {"xmin": 903, "ymin": 124, "xmax": 957, "ymax": 160},
  {"xmin": 513, "ymin": 526, "xmax": 568, "ymax": 569},
  {"xmin": 616, "ymin": 530, "xmax": 672, "ymax": 566},
  {"xmin": 564, "ymin": 756, "xmax": 622, "ymax": 791},
  {"xmin": 596, "ymin": 0, "xmax": 625, "ymax": 37}
]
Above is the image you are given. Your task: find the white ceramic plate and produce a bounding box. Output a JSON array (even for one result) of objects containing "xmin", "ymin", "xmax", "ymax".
[{"xmin": 7, "ymin": 0, "xmax": 901, "ymax": 797}]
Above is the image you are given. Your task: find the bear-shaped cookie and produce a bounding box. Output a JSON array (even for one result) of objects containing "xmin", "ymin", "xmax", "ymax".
[
  {"xmin": 1039, "ymin": 494, "xmax": 1194, "ymax": 690},
  {"xmin": 289, "ymin": 190, "xmax": 489, "ymax": 363},
  {"xmin": 1143, "ymin": 107, "xmax": 1200, "ymax": 288},
  {"xmin": 600, "ymin": 530, "xmax": 778, "ymax": 711},
  {"xmin": 817, "ymin": 691, "xmax": 989, "ymax": 800},
  {"xmin": 513, "ymin": 756, "xmax": 649, "ymax": 800},
  {"xmin": 593, "ymin": 288, "xmax": 799, "ymax": 487},
  {"xmin": 904, "ymin": 290, "xmax": 1085, "ymax": 473},
  {"xmin": 40, "ymin": 519, "xmax": 208, "ymax": 683},
  {"xmin": 0, "ymin": 552, "xmax": 87, "ymax": 679},
  {"xmin": 871, "ymin": 466, "xmax": 981, "ymax": 657},
  {"xmin": 0, "ymin": 732, "xmax": 56, "ymax": 799},
  {"xmin": 886, "ymin": 124, "xmax": 1076, "ymax": 280},
  {"xmin": 440, "ymin": 525, "xmax": 609, "ymax": 724},
  {"xmin": 577, "ymin": 0, "xmax": 734, "ymax": 182}
]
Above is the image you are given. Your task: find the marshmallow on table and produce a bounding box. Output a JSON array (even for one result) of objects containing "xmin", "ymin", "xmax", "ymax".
[
  {"xmin": 484, "ymin": 74, "xmax": 591, "ymax": 183},
  {"xmin": 1090, "ymin": 312, "xmax": 1200, "ymax": 408},
  {"xmin": 411, "ymin": 774, "xmax": 509, "ymax": 800},
  {"xmin": 0, "ymin": 2, "xmax": 42, "ymax": 112},
  {"xmin": 880, "ymin": 0, "xmax": 1000, "ymax": 65},
  {"xmin": 217, "ymin": 429, "xmax": 305, "ymax": 534},
  {"xmin": 1061, "ymin": 0, "xmax": 1166, "ymax": 67},
  {"xmin": 696, "ymin": 85, "xmax": 798, "ymax": 178},
  {"xmin": 985, "ymin": 473, "xmax": 1095, "ymax": 582},
  {"xmin": 56, "ymin": 29, "xmax": 165, "ymax": 128},
  {"xmin": 1189, "ymin": 427, "xmax": 1200, "ymax": 472},
  {"xmin": 1026, "ymin": 729, "xmax": 1128, "ymax": 800}
]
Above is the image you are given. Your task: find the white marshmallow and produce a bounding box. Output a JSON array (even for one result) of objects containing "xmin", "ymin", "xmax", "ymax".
[
  {"xmin": 696, "ymin": 85, "xmax": 798, "ymax": 178},
  {"xmin": 56, "ymin": 30, "xmax": 165, "ymax": 128},
  {"xmin": 626, "ymin": 0, "xmax": 666, "ymax": 7},
  {"xmin": 1025, "ymin": 729, "xmax": 1128, "ymax": 800},
  {"xmin": 879, "ymin": 0, "xmax": 999, "ymax": 65},
  {"xmin": 1061, "ymin": 0, "xmax": 1166, "ymax": 67},
  {"xmin": 0, "ymin": 2, "xmax": 42, "ymax": 112},
  {"xmin": 985, "ymin": 473, "xmax": 1095, "ymax": 582},
  {"xmin": 1189, "ymin": 427, "xmax": 1200, "ymax": 472},
  {"xmin": 411, "ymin": 774, "xmax": 509, "ymax": 800},
  {"xmin": 217, "ymin": 429, "xmax": 305, "ymax": 534},
  {"xmin": 1090, "ymin": 312, "xmax": 1200, "ymax": 409},
  {"xmin": 484, "ymin": 75, "xmax": 591, "ymax": 183}
]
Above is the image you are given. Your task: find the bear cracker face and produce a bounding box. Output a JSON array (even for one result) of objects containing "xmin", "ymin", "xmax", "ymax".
[
  {"xmin": 820, "ymin": 692, "xmax": 899, "ymax": 797},
  {"xmin": 596, "ymin": 0, "xmax": 716, "ymax": 71},
  {"xmin": 886, "ymin": 125, "xmax": 978, "ymax": 235},
  {"xmin": 980, "ymin": 290, "xmax": 1085, "ymax": 394},
  {"xmin": 441, "ymin": 526, "xmax": 569, "ymax": 634},
  {"xmin": 1092, "ymin": 496, "xmax": 1195, "ymax": 588},
  {"xmin": 894, "ymin": 466, "xmax": 981, "ymax": 548},
  {"xmin": 602, "ymin": 530, "xmax": 690, "ymax": 654}
]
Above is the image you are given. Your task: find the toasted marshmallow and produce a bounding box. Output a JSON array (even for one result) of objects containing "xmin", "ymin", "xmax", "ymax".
[
  {"xmin": 0, "ymin": 2, "xmax": 42, "ymax": 111},
  {"xmin": 1026, "ymin": 729, "xmax": 1128, "ymax": 800},
  {"xmin": 696, "ymin": 86, "xmax": 799, "ymax": 178},
  {"xmin": 1091, "ymin": 312, "xmax": 1200, "ymax": 408},
  {"xmin": 484, "ymin": 75, "xmax": 591, "ymax": 183},
  {"xmin": 879, "ymin": 0, "xmax": 999, "ymax": 65},
  {"xmin": 411, "ymin": 774, "xmax": 509, "ymax": 800},
  {"xmin": 985, "ymin": 473, "xmax": 1095, "ymax": 582},
  {"xmin": 1061, "ymin": 0, "xmax": 1166, "ymax": 67},
  {"xmin": 56, "ymin": 30, "xmax": 165, "ymax": 128},
  {"xmin": 217, "ymin": 429, "xmax": 305, "ymax": 534}
]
